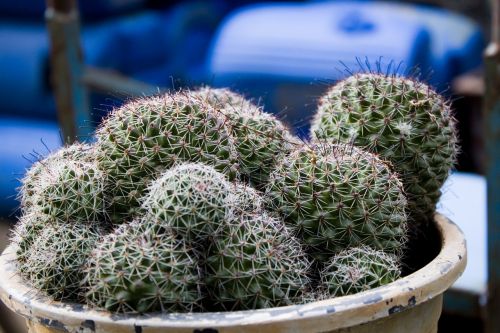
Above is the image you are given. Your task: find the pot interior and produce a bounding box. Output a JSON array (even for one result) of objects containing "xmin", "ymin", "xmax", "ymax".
[{"xmin": 402, "ymin": 219, "xmax": 442, "ymax": 276}]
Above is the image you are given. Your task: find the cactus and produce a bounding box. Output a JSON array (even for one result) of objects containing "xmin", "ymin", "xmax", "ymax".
[
  {"xmin": 142, "ymin": 163, "xmax": 233, "ymax": 242},
  {"xmin": 311, "ymin": 73, "xmax": 458, "ymax": 222},
  {"xmin": 34, "ymin": 159, "xmax": 107, "ymax": 224},
  {"xmin": 11, "ymin": 212, "xmax": 51, "ymax": 269},
  {"xmin": 266, "ymin": 143, "xmax": 408, "ymax": 261},
  {"xmin": 320, "ymin": 246, "xmax": 401, "ymax": 296},
  {"xmin": 20, "ymin": 222, "xmax": 101, "ymax": 301},
  {"xmin": 95, "ymin": 92, "xmax": 240, "ymax": 222},
  {"xmin": 204, "ymin": 212, "xmax": 311, "ymax": 311},
  {"xmin": 85, "ymin": 219, "xmax": 203, "ymax": 314},
  {"xmin": 19, "ymin": 143, "xmax": 95, "ymax": 213},
  {"xmin": 192, "ymin": 87, "xmax": 300, "ymax": 186},
  {"xmin": 190, "ymin": 87, "xmax": 255, "ymax": 113},
  {"xmin": 229, "ymin": 182, "xmax": 265, "ymax": 214}
]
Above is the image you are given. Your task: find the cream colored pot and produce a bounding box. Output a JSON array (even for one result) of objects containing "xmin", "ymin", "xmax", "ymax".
[{"xmin": 0, "ymin": 213, "xmax": 466, "ymax": 333}]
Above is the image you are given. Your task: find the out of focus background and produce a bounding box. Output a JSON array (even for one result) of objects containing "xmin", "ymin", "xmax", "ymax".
[{"xmin": 0, "ymin": 0, "xmax": 493, "ymax": 332}]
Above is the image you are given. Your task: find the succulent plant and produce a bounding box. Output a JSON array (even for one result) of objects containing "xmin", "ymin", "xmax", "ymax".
[
  {"xmin": 311, "ymin": 73, "xmax": 458, "ymax": 223},
  {"xmin": 204, "ymin": 212, "xmax": 311, "ymax": 311},
  {"xmin": 34, "ymin": 159, "xmax": 107, "ymax": 224},
  {"xmin": 20, "ymin": 222, "xmax": 101, "ymax": 301},
  {"xmin": 11, "ymin": 212, "xmax": 51, "ymax": 268},
  {"xmin": 229, "ymin": 181, "xmax": 265, "ymax": 214},
  {"xmin": 190, "ymin": 87, "xmax": 255, "ymax": 113},
  {"xmin": 95, "ymin": 91, "xmax": 240, "ymax": 222},
  {"xmin": 142, "ymin": 163, "xmax": 233, "ymax": 242},
  {"xmin": 19, "ymin": 143, "xmax": 95, "ymax": 213},
  {"xmin": 320, "ymin": 246, "xmax": 401, "ymax": 297},
  {"xmin": 191, "ymin": 87, "xmax": 300, "ymax": 186},
  {"xmin": 266, "ymin": 143, "xmax": 408, "ymax": 261},
  {"xmin": 85, "ymin": 219, "xmax": 203, "ymax": 314}
]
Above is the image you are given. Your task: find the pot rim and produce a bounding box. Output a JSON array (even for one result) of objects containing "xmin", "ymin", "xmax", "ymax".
[{"xmin": 0, "ymin": 213, "xmax": 466, "ymax": 332}]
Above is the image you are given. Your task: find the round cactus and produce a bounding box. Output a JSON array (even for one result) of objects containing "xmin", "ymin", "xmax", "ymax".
[
  {"xmin": 191, "ymin": 87, "xmax": 300, "ymax": 186},
  {"xmin": 34, "ymin": 159, "xmax": 107, "ymax": 223},
  {"xmin": 85, "ymin": 219, "xmax": 203, "ymax": 314},
  {"xmin": 11, "ymin": 212, "xmax": 51, "ymax": 268},
  {"xmin": 142, "ymin": 163, "xmax": 233, "ymax": 241},
  {"xmin": 204, "ymin": 212, "xmax": 311, "ymax": 311},
  {"xmin": 311, "ymin": 73, "xmax": 458, "ymax": 222},
  {"xmin": 95, "ymin": 92, "xmax": 240, "ymax": 222},
  {"xmin": 266, "ymin": 143, "xmax": 408, "ymax": 261},
  {"xmin": 19, "ymin": 143, "xmax": 95, "ymax": 213},
  {"xmin": 20, "ymin": 222, "xmax": 101, "ymax": 301},
  {"xmin": 229, "ymin": 182, "xmax": 265, "ymax": 214},
  {"xmin": 320, "ymin": 246, "xmax": 401, "ymax": 297}
]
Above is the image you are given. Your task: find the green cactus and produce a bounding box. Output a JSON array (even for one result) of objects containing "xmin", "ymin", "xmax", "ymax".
[
  {"xmin": 11, "ymin": 212, "xmax": 51, "ymax": 269},
  {"xmin": 85, "ymin": 219, "xmax": 203, "ymax": 314},
  {"xmin": 34, "ymin": 159, "xmax": 107, "ymax": 223},
  {"xmin": 191, "ymin": 87, "xmax": 300, "ymax": 186},
  {"xmin": 311, "ymin": 73, "xmax": 458, "ymax": 223},
  {"xmin": 229, "ymin": 181, "xmax": 265, "ymax": 214},
  {"xmin": 265, "ymin": 143, "xmax": 408, "ymax": 261},
  {"xmin": 204, "ymin": 212, "xmax": 311, "ymax": 311},
  {"xmin": 20, "ymin": 222, "xmax": 101, "ymax": 301},
  {"xmin": 142, "ymin": 163, "xmax": 233, "ymax": 241},
  {"xmin": 19, "ymin": 143, "xmax": 95, "ymax": 213},
  {"xmin": 320, "ymin": 246, "xmax": 401, "ymax": 297},
  {"xmin": 190, "ymin": 87, "xmax": 255, "ymax": 113},
  {"xmin": 95, "ymin": 91, "xmax": 240, "ymax": 222}
]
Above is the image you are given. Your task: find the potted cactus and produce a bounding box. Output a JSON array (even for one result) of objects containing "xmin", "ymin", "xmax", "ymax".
[{"xmin": 0, "ymin": 74, "xmax": 466, "ymax": 333}]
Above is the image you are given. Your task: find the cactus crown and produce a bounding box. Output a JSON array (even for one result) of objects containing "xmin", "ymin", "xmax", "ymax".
[
  {"xmin": 19, "ymin": 143, "xmax": 95, "ymax": 213},
  {"xmin": 85, "ymin": 219, "xmax": 203, "ymax": 314},
  {"xmin": 20, "ymin": 222, "xmax": 101, "ymax": 301},
  {"xmin": 320, "ymin": 246, "xmax": 401, "ymax": 297},
  {"xmin": 191, "ymin": 87, "xmax": 301, "ymax": 186},
  {"xmin": 266, "ymin": 142, "xmax": 408, "ymax": 261},
  {"xmin": 95, "ymin": 91, "xmax": 240, "ymax": 221},
  {"xmin": 141, "ymin": 163, "xmax": 233, "ymax": 241},
  {"xmin": 311, "ymin": 73, "xmax": 458, "ymax": 222},
  {"xmin": 204, "ymin": 212, "xmax": 312, "ymax": 311}
]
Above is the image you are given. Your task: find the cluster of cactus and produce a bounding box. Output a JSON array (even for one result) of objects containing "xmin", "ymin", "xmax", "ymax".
[{"xmin": 12, "ymin": 71, "xmax": 457, "ymax": 315}]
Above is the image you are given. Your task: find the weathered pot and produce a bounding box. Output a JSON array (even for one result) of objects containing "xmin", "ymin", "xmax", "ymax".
[{"xmin": 0, "ymin": 213, "xmax": 466, "ymax": 333}]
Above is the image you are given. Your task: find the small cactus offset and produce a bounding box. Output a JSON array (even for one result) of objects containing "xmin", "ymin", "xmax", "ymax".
[
  {"xmin": 11, "ymin": 212, "xmax": 50, "ymax": 268},
  {"xmin": 320, "ymin": 246, "xmax": 401, "ymax": 297},
  {"xmin": 229, "ymin": 182, "xmax": 265, "ymax": 215},
  {"xmin": 19, "ymin": 143, "xmax": 95, "ymax": 213},
  {"xmin": 85, "ymin": 219, "xmax": 204, "ymax": 314},
  {"xmin": 141, "ymin": 163, "xmax": 233, "ymax": 242},
  {"xmin": 204, "ymin": 212, "xmax": 311, "ymax": 311},
  {"xmin": 311, "ymin": 73, "xmax": 458, "ymax": 223},
  {"xmin": 20, "ymin": 222, "xmax": 102, "ymax": 301},
  {"xmin": 34, "ymin": 159, "xmax": 107, "ymax": 224},
  {"xmin": 266, "ymin": 142, "xmax": 408, "ymax": 261},
  {"xmin": 95, "ymin": 91, "xmax": 240, "ymax": 222},
  {"xmin": 191, "ymin": 87, "xmax": 300, "ymax": 186}
]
